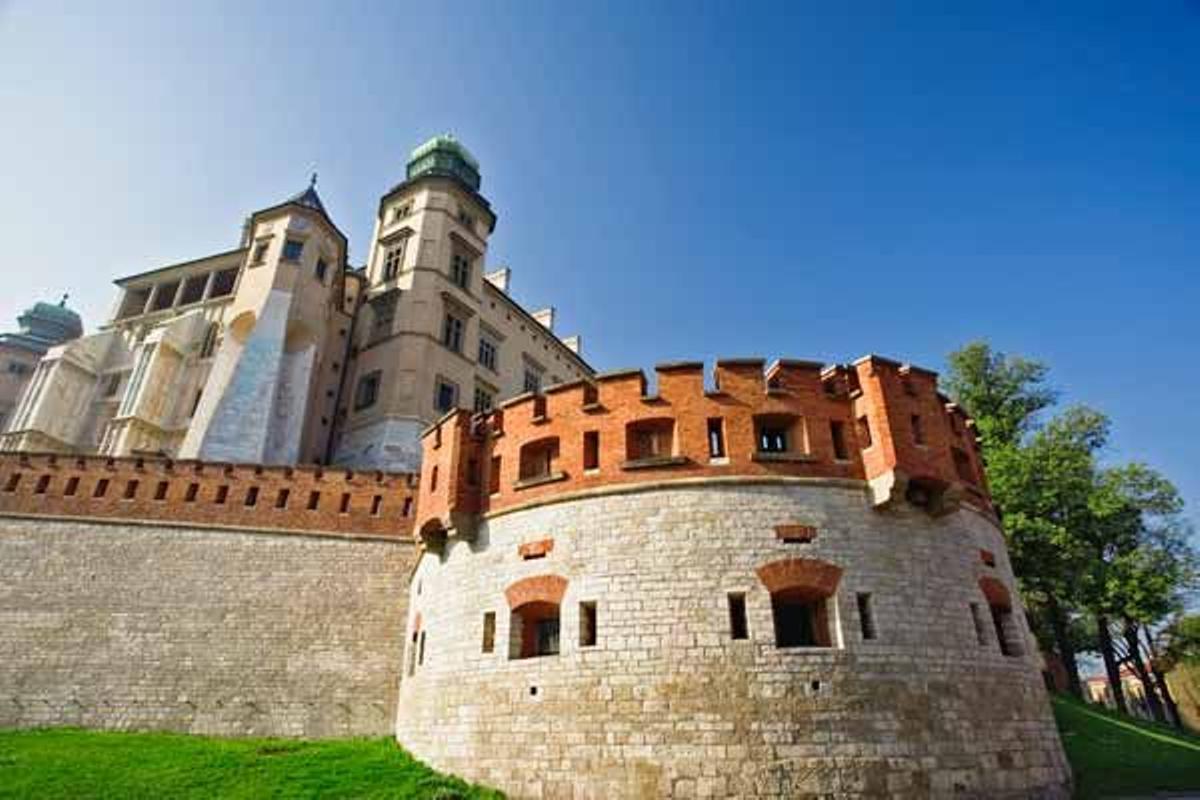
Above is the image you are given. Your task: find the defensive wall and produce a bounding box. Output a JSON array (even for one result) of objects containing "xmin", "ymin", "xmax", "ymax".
[
  {"xmin": 0, "ymin": 453, "xmax": 417, "ymax": 737},
  {"xmin": 400, "ymin": 356, "xmax": 1072, "ymax": 799}
]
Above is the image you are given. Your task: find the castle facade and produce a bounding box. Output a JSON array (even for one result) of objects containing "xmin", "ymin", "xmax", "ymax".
[{"xmin": 0, "ymin": 136, "xmax": 590, "ymax": 472}]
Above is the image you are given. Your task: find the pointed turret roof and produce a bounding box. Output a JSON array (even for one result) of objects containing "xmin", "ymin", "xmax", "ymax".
[{"xmin": 286, "ymin": 174, "xmax": 328, "ymax": 215}]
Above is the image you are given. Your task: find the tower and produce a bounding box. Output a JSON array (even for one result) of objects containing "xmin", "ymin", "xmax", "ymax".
[
  {"xmin": 179, "ymin": 181, "xmax": 352, "ymax": 464},
  {"xmin": 331, "ymin": 135, "xmax": 499, "ymax": 470}
]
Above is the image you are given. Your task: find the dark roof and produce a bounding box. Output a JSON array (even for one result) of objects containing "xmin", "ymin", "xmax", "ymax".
[{"xmin": 286, "ymin": 185, "xmax": 328, "ymax": 215}]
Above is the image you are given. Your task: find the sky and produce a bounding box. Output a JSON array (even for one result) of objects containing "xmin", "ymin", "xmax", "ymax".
[{"xmin": 0, "ymin": 2, "xmax": 1197, "ymax": 532}]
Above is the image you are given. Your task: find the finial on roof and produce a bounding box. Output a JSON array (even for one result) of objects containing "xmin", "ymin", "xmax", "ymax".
[
  {"xmin": 310, "ymin": 171, "xmax": 318, "ymax": 189},
  {"xmin": 59, "ymin": 293, "xmax": 69, "ymax": 307}
]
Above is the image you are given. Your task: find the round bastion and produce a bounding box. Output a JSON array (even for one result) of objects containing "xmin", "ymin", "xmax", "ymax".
[{"xmin": 397, "ymin": 356, "xmax": 1073, "ymax": 799}]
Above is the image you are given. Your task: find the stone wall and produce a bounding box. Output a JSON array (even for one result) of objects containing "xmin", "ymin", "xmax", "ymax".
[
  {"xmin": 397, "ymin": 481, "xmax": 1072, "ymax": 799},
  {"xmin": 0, "ymin": 516, "xmax": 416, "ymax": 737}
]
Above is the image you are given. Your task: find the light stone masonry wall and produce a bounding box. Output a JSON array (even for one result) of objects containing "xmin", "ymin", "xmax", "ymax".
[
  {"xmin": 397, "ymin": 481, "xmax": 1072, "ymax": 799},
  {"xmin": 0, "ymin": 517, "xmax": 415, "ymax": 738}
]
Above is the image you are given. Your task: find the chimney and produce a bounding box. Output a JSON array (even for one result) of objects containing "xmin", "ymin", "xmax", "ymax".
[
  {"xmin": 484, "ymin": 267, "xmax": 511, "ymax": 294},
  {"xmin": 532, "ymin": 307, "xmax": 555, "ymax": 332}
]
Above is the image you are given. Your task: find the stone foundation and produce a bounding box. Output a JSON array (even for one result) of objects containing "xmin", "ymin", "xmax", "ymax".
[
  {"xmin": 0, "ymin": 517, "xmax": 416, "ymax": 737},
  {"xmin": 397, "ymin": 481, "xmax": 1072, "ymax": 799}
]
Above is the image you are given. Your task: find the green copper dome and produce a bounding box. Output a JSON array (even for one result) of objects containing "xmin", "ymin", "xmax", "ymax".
[{"xmin": 406, "ymin": 134, "xmax": 481, "ymax": 191}]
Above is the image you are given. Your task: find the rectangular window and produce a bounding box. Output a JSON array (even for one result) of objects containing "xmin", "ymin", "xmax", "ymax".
[
  {"xmin": 830, "ymin": 421, "xmax": 849, "ymax": 460},
  {"xmin": 34, "ymin": 475, "xmax": 50, "ymax": 495},
  {"xmin": 523, "ymin": 367, "xmax": 542, "ymax": 394},
  {"xmin": 442, "ymin": 312, "xmax": 464, "ymax": 353},
  {"xmin": 857, "ymin": 415, "xmax": 873, "ymax": 448},
  {"xmin": 214, "ymin": 485, "xmax": 228, "ymax": 504},
  {"xmin": 154, "ymin": 481, "xmax": 169, "ymax": 501},
  {"xmin": 315, "ymin": 259, "xmax": 328, "ymax": 283},
  {"xmin": 911, "ymin": 414, "xmax": 925, "ymax": 445},
  {"xmin": 93, "ymin": 478, "xmax": 109, "ymax": 498},
  {"xmin": 707, "ymin": 418, "xmax": 726, "ymax": 458},
  {"xmin": 435, "ymin": 379, "xmax": 458, "ymax": 413},
  {"xmin": 354, "ymin": 370, "xmax": 381, "ymax": 411},
  {"xmin": 371, "ymin": 495, "xmax": 383, "ymax": 516},
  {"xmin": 478, "ymin": 335, "xmax": 498, "ymax": 371},
  {"xmin": 383, "ymin": 240, "xmax": 405, "ymax": 280},
  {"xmin": 282, "ymin": 239, "xmax": 304, "ymax": 261},
  {"xmin": 185, "ymin": 483, "xmax": 199, "ymax": 502},
  {"xmin": 244, "ymin": 486, "xmax": 259, "ymax": 507},
  {"xmin": 580, "ymin": 601, "xmax": 597, "ymax": 647},
  {"xmin": 123, "ymin": 480, "xmax": 139, "ymax": 500},
  {"xmin": 102, "ymin": 373, "xmax": 122, "ymax": 397},
  {"xmin": 251, "ymin": 241, "xmax": 270, "ymax": 264},
  {"xmin": 450, "ymin": 252, "xmax": 471, "ymax": 289},
  {"xmin": 728, "ymin": 593, "xmax": 749, "ymax": 640},
  {"xmin": 275, "ymin": 488, "xmax": 290, "ymax": 509},
  {"xmin": 970, "ymin": 603, "xmax": 988, "ymax": 646},
  {"xmin": 758, "ymin": 426, "xmax": 789, "ymax": 453},
  {"xmin": 857, "ymin": 593, "xmax": 876, "ymax": 640},
  {"xmin": 473, "ymin": 386, "xmax": 494, "ymax": 413},
  {"xmin": 488, "ymin": 456, "xmax": 501, "ymax": 495},
  {"xmin": 418, "ymin": 630, "xmax": 426, "ymax": 666},
  {"xmin": 64, "ymin": 476, "xmax": 79, "ymax": 497},
  {"xmin": 482, "ymin": 612, "xmax": 496, "ymax": 653},
  {"xmin": 3, "ymin": 473, "xmax": 21, "ymax": 493},
  {"xmin": 307, "ymin": 490, "xmax": 321, "ymax": 510},
  {"xmin": 583, "ymin": 431, "xmax": 600, "ymax": 470},
  {"xmin": 209, "ymin": 268, "xmax": 238, "ymax": 297},
  {"xmin": 339, "ymin": 493, "xmax": 351, "ymax": 514},
  {"xmin": 402, "ymin": 496, "xmax": 413, "ymax": 517}
]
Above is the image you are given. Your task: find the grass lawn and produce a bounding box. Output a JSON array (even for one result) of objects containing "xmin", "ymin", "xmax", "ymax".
[
  {"xmin": 0, "ymin": 728, "xmax": 503, "ymax": 799},
  {"xmin": 1052, "ymin": 694, "xmax": 1200, "ymax": 798}
]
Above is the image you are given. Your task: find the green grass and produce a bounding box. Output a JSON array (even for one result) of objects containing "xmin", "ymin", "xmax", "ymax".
[
  {"xmin": 1052, "ymin": 694, "xmax": 1200, "ymax": 798},
  {"xmin": 0, "ymin": 728, "xmax": 503, "ymax": 799}
]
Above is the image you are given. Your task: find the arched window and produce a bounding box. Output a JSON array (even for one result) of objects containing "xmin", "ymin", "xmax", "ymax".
[
  {"xmin": 505, "ymin": 575, "xmax": 568, "ymax": 660},
  {"xmin": 518, "ymin": 436, "xmax": 560, "ymax": 483},
  {"xmin": 979, "ymin": 577, "xmax": 1024, "ymax": 657},
  {"xmin": 756, "ymin": 558, "xmax": 843, "ymax": 649}
]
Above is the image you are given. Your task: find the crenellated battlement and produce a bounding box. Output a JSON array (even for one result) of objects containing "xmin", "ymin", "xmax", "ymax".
[
  {"xmin": 0, "ymin": 452, "xmax": 417, "ymax": 539},
  {"xmin": 415, "ymin": 354, "xmax": 992, "ymax": 546}
]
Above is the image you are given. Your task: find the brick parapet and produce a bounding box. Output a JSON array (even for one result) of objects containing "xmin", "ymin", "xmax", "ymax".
[
  {"xmin": 0, "ymin": 452, "xmax": 416, "ymax": 539},
  {"xmin": 417, "ymin": 355, "xmax": 994, "ymax": 539}
]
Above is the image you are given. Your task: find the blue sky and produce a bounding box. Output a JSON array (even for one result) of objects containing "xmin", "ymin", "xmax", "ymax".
[{"xmin": 0, "ymin": 2, "xmax": 1196, "ymax": 530}]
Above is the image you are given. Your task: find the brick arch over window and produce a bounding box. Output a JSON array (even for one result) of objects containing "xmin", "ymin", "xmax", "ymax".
[
  {"xmin": 978, "ymin": 576, "xmax": 1012, "ymax": 610},
  {"xmin": 505, "ymin": 574, "xmax": 569, "ymax": 610},
  {"xmin": 756, "ymin": 557, "xmax": 844, "ymax": 599}
]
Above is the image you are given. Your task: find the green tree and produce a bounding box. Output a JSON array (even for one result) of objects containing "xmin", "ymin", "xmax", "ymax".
[{"xmin": 943, "ymin": 341, "xmax": 1056, "ymax": 452}]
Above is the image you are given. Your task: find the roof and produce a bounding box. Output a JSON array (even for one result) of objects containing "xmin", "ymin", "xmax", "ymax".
[
  {"xmin": 286, "ymin": 184, "xmax": 328, "ymax": 216},
  {"xmin": 409, "ymin": 134, "xmax": 480, "ymax": 171}
]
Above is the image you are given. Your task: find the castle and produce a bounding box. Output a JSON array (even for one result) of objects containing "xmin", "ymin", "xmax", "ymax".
[{"xmin": 0, "ymin": 137, "xmax": 1072, "ymax": 799}]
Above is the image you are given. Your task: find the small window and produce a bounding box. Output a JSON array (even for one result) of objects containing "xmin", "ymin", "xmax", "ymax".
[
  {"xmin": 185, "ymin": 483, "xmax": 199, "ymax": 502},
  {"xmin": 488, "ymin": 456, "xmax": 501, "ymax": 495},
  {"xmin": 758, "ymin": 425, "xmax": 789, "ymax": 453},
  {"xmin": 3, "ymin": 473, "xmax": 21, "ymax": 493},
  {"xmin": 154, "ymin": 480, "xmax": 169, "ymax": 501},
  {"xmin": 282, "ymin": 239, "xmax": 304, "ymax": 262},
  {"xmin": 970, "ymin": 603, "xmax": 988, "ymax": 646},
  {"xmin": 911, "ymin": 414, "xmax": 925, "ymax": 445},
  {"xmin": 244, "ymin": 486, "xmax": 259, "ymax": 507},
  {"xmin": 523, "ymin": 367, "xmax": 542, "ymax": 394},
  {"xmin": 626, "ymin": 419, "xmax": 674, "ymax": 461},
  {"xmin": 199, "ymin": 323, "xmax": 220, "ymax": 359},
  {"xmin": 510, "ymin": 601, "xmax": 560, "ymax": 659},
  {"xmin": 478, "ymin": 336, "xmax": 498, "ymax": 371},
  {"xmin": 450, "ymin": 252, "xmax": 471, "ymax": 289},
  {"xmin": 102, "ymin": 373, "xmax": 123, "ymax": 397},
  {"xmin": 371, "ymin": 495, "xmax": 383, "ymax": 516},
  {"xmin": 34, "ymin": 475, "xmax": 50, "ymax": 495},
  {"xmin": 728, "ymin": 593, "xmax": 748, "ymax": 640},
  {"xmin": 580, "ymin": 601, "xmax": 597, "ymax": 647},
  {"xmin": 518, "ymin": 438, "xmax": 559, "ymax": 481},
  {"xmin": 991, "ymin": 604, "xmax": 1023, "ymax": 657},
  {"xmin": 307, "ymin": 490, "xmax": 321, "ymax": 510},
  {"xmin": 64, "ymin": 476, "xmax": 80, "ymax": 497},
  {"xmin": 482, "ymin": 612, "xmax": 496, "ymax": 653},
  {"xmin": 418, "ymin": 630, "xmax": 426, "ymax": 666},
  {"xmin": 214, "ymin": 485, "xmax": 228, "ymax": 504},
  {"xmin": 402, "ymin": 496, "xmax": 413, "ymax": 516},
  {"xmin": 315, "ymin": 258, "xmax": 328, "ymax": 283},
  {"xmin": 252, "ymin": 241, "xmax": 270, "ymax": 264},
  {"xmin": 93, "ymin": 478, "xmax": 110, "ymax": 498},
  {"xmin": 354, "ymin": 370, "xmax": 381, "ymax": 411},
  {"xmin": 857, "ymin": 593, "xmax": 876, "ymax": 640},
  {"xmin": 473, "ymin": 386, "xmax": 494, "ymax": 413},
  {"xmin": 708, "ymin": 418, "xmax": 726, "ymax": 459},
  {"xmin": 430, "ymin": 466, "xmax": 438, "ymax": 492},
  {"xmin": 857, "ymin": 415, "xmax": 873, "ymax": 448},
  {"xmin": 209, "ymin": 268, "xmax": 238, "ymax": 298},
  {"xmin": 339, "ymin": 493, "xmax": 351, "ymax": 514},
  {"xmin": 830, "ymin": 421, "xmax": 849, "ymax": 460},
  {"xmin": 771, "ymin": 590, "xmax": 831, "ymax": 648},
  {"xmin": 583, "ymin": 431, "xmax": 600, "ymax": 470},
  {"xmin": 435, "ymin": 379, "xmax": 458, "ymax": 413},
  {"xmin": 123, "ymin": 480, "xmax": 139, "ymax": 500},
  {"xmin": 441, "ymin": 312, "xmax": 464, "ymax": 353},
  {"xmin": 382, "ymin": 240, "xmax": 405, "ymax": 280},
  {"xmin": 275, "ymin": 488, "xmax": 290, "ymax": 509}
]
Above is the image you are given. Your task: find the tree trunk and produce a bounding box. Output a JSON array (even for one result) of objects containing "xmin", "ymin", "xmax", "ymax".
[
  {"xmin": 1122, "ymin": 621, "xmax": 1166, "ymax": 723},
  {"xmin": 1097, "ymin": 614, "xmax": 1128, "ymax": 714},
  {"xmin": 1047, "ymin": 593, "xmax": 1083, "ymax": 698},
  {"xmin": 1144, "ymin": 625, "xmax": 1182, "ymax": 728}
]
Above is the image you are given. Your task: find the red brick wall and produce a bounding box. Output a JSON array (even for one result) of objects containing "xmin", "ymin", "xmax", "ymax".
[{"xmin": 0, "ymin": 452, "xmax": 416, "ymax": 539}]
